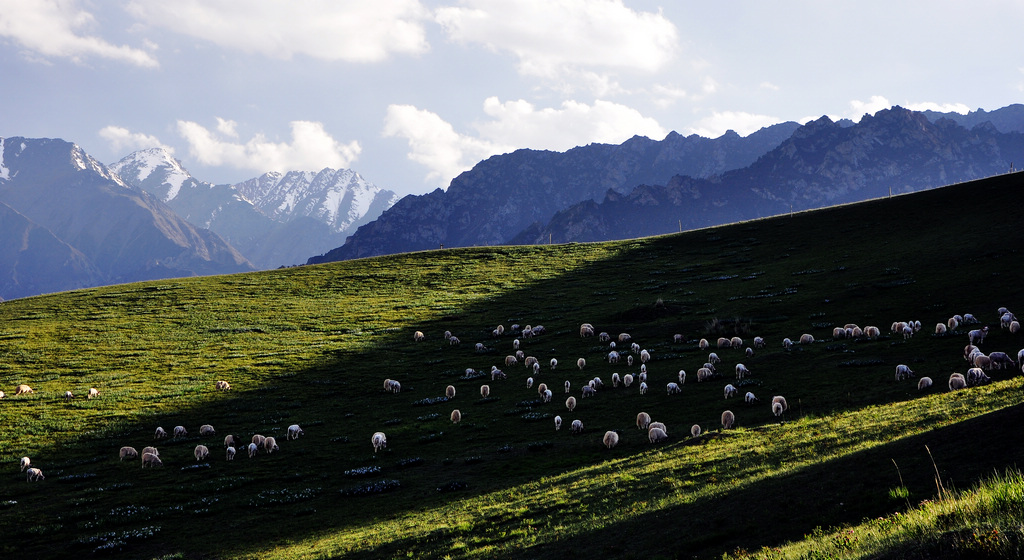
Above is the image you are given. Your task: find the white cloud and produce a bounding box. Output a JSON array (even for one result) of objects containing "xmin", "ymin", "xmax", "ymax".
[
  {"xmin": 99, "ymin": 125, "xmax": 173, "ymax": 153},
  {"xmin": 384, "ymin": 97, "xmax": 668, "ymax": 187},
  {"xmin": 759, "ymin": 81, "xmax": 780, "ymax": 91},
  {"xmin": 126, "ymin": 0, "xmax": 429, "ymax": 62},
  {"xmin": 435, "ymin": 0, "xmax": 678, "ymax": 80},
  {"xmin": 651, "ymin": 84, "xmax": 688, "ymax": 108},
  {"xmin": 849, "ymin": 96, "xmax": 892, "ymax": 120},
  {"xmin": 177, "ymin": 120, "xmax": 361, "ymax": 173},
  {"xmin": 215, "ymin": 118, "xmax": 239, "ymax": 138},
  {"xmin": 688, "ymin": 111, "xmax": 782, "ymax": 138},
  {"xmin": 383, "ymin": 104, "xmax": 509, "ymax": 187},
  {"xmin": 904, "ymin": 102, "xmax": 971, "ymax": 114},
  {"xmin": 0, "ymin": 0, "xmax": 158, "ymax": 67}
]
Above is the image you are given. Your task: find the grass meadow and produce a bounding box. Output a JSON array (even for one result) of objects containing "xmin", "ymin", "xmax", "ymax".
[{"xmin": 0, "ymin": 172, "xmax": 1022, "ymax": 559}]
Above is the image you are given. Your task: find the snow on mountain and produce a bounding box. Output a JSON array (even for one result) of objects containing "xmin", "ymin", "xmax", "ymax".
[
  {"xmin": 109, "ymin": 148, "xmax": 191, "ymax": 201},
  {"xmin": 0, "ymin": 138, "xmax": 9, "ymax": 180}
]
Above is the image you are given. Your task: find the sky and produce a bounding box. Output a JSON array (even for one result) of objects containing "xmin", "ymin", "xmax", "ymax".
[{"xmin": 1, "ymin": 1, "xmax": 1023, "ymax": 197}]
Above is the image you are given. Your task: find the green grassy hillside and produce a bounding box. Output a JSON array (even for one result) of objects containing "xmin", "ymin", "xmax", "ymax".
[{"xmin": 1, "ymin": 173, "xmax": 1022, "ymax": 559}]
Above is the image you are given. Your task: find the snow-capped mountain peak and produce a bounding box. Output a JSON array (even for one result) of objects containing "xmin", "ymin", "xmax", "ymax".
[{"xmin": 110, "ymin": 147, "xmax": 192, "ymax": 201}]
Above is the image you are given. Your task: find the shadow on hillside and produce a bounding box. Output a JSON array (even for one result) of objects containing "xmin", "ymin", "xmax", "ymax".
[{"xmin": 5, "ymin": 173, "xmax": 1024, "ymax": 559}]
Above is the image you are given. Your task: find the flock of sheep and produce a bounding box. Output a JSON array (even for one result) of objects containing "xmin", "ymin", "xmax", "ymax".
[
  {"xmin": 13, "ymin": 378, "xmax": 303, "ymax": 482},
  {"xmin": 370, "ymin": 307, "xmax": 1021, "ymax": 455}
]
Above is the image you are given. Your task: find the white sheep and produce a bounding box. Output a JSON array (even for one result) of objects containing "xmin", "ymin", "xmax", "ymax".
[
  {"xmin": 968, "ymin": 326, "xmax": 989, "ymax": 346},
  {"xmin": 735, "ymin": 363, "xmax": 750, "ymax": 380},
  {"xmin": 623, "ymin": 373, "xmax": 634, "ymax": 388},
  {"xmin": 119, "ymin": 447, "xmax": 138, "ymax": 461},
  {"xmin": 413, "ymin": 330, "xmax": 425, "ymax": 342},
  {"xmin": 636, "ymin": 411, "xmax": 651, "ymax": 430},
  {"xmin": 603, "ymin": 431, "xmax": 620, "ymax": 449},
  {"xmin": 696, "ymin": 367, "xmax": 713, "ymax": 382},
  {"xmin": 648, "ymin": 421, "xmax": 667, "ymax": 434},
  {"xmin": 154, "ymin": 426, "xmax": 167, "ymax": 439},
  {"xmin": 26, "ymin": 467, "xmax": 45, "ymax": 481},
  {"xmin": 224, "ymin": 435, "xmax": 238, "ymax": 448},
  {"xmin": 554, "ymin": 415, "xmax": 562, "ymax": 430},
  {"xmin": 607, "ymin": 350, "xmax": 620, "ymax": 364},
  {"xmin": 513, "ymin": 339, "xmax": 520, "ymax": 350},
  {"xmin": 699, "ymin": 338, "xmax": 709, "ymax": 350},
  {"xmin": 731, "ymin": 336, "xmax": 743, "ymax": 349},
  {"xmin": 475, "ymin": 342, "xmax": 485, "ymax": 352},
  {"xmin": 599, "ymin": 332, "xmax": 611, "ymax": 343},
  {"xmin": 141, "ymin": 453, "xmax": 163, "ymax": 468},
  {"xmin": 226, "ymin": 446, "xmax": 236, "ymax": 461},
  {"xmin": 744, "ymin": 392, "xmax": 758, "ymax": 404},
  {"xmin": 677, "ymin": 370, "xmax": 686, "ymax": 385},
  {"xmin": 563, "ymin": 379, "xmax": 571, "ymax": 393},
  {"xmin": 723, "ymin": 384, "xmax": 738, "ymax": 399},
  {"xmin": 673, "ymin": 334, "xmax": 684, "ymax": 343},
  {"xmin": 480, "ymin": 384, "xmax": 490, "ymax": 398},
  {"xmin": 611, "ymin": 373, "xmax": 621, "ymax": 388},
  {"xmin": 666, "ymin": 382, "xmax": 681, "ymax": 395},
  {"xmin": 200, "ymin": 424, "xmax": 216, "ymax": 437},
  {"xmin": 1011, "ymin": 321, "xmax": 1020, "ymax": 334},
  {"xmin": 524, "ymin": 356, "xmax": 539, "ymax": 370},
  {"xmin": 987, "ymin": 352, "xmax": 1015, "ymax": 370},
  {"xmin": 948, "ymin": 373, "xmax": 967, "ymax": 391},
  {"xmin": 799, "ymin": 333, "xmax": 814, "ymax": 344},
  {"xmin": 639, "ymin": 381, "xmax": 648, "ymax": 395},
  {"xmin": 14, "ymin": 384, "xmax": 33, "ymax": 396},
  {"xmin": 450, "ymin": 409, "xmax": 461, "ymax": 424},
  {"xmin": 717, "ymin": 337, "xmax": 731, "ymax": 348},
  {"xmin": 753, "ymin": 336, "xmax": 765, "ymax": 348},
  {"xmin": 895, "ymin": 364, "xmax": 915, "ymax": 381},
  {"xmin": 917, "ymin": 377, "xmax": 933, "ymax": 390},
  {"xmin": 640, "ymin": 349, "xmax": 651, "ymax": 363},
  {"xmin": 618, "ymin": 332, "xmax": 632, "ymax": 343},
  {"xmin": 966, "ymin": 368, "xmax": 991, "ymax": 387},
  {"xmin": 782, "ymin": 338, "xmax": 793, "ymax": 349},
  {"xmin": 537, "ymin": 382, "xmax": 548, "ymax": 395},
  {"xmin": 772, "ymin": 402, "xmax": 785, "ymax": 417},
  {"xmin": 450, "ymin": 336, "xmax": 462, "ymax": 346},
  {"xmin": 577, "ymin": 357, "xmax": 586, "ymax": 370},
  {"xmin": 262, "ymin": 436, "xmax": 279, "ymax": 454},
  {"xmin": 772, "ymin": 395, "xmax": 789, "ymax": 413},
  {"xmin": 247, "ymin": 442, "xmax": 259, "ymax": 458},
  {"xmin": 581, "ymin": 386, "xmax": 596, "ymax": 398},
  {"xmin": 505, "ymin": 355, "xmax": 518, "ymax": 367},
  {"xmin": 865, "ymin": 326, "xmax": 880, "ymax": 339},
  {"xmin": 708, "ymin": 352, "xmax": 721, "ymax": 364},
  {"xmin": 580, "ymin": 323, "xmax": 595, "ymax": 337},
  {"xmin": 542, "ymin": 389, "xmax": 553, "ymax": 403},
  {"xmin": 252, "ymin": 434, "xmax": 266, "ymax": 448},
  {"xmin": 745, "ymin": 347, "xmax": 754, "ymax": 358},
  {"xmin": 88, "ymin": 387, "xmax": 99, "ymax": 399},
  {"xmin": 194, "ymin": 445, "xmax": 210, "ymax": 461},
  {"xmin": 0, "ymin": 390, "xmax": 4, "ymax": 399},
  {"xmin": 548, "ymin": 358, "xmax": 557, "ymax": 370},
  {"xmin": 216, "ymin": 380, "xmax": 231, "ymax": 391},
  {"xmin": 372, "ymin": 431, "xmax": 387, "ymax": 453},
  {"xmin": 445, "ymin": 385, "xmax": 456, "ymax": 399},
  {"xmin": 287, "ymin": 424, "xmax": 304, "ymax": 440},
  {"xmin": 20, "ymin": 456, "xmax": 30, "ymax": 472},
  {"xmin": 935, "ymin": 323, "xmax": 947, "ymax": 336},
  {"xmin": 173, "ymin": 425, "xmax": 188, "ymax": 438},
  {"xmin": 63, "ymin": 390, "xmax": 73, "ymax": 401},
  {"xmin": 626, "ymin": 355, "xmax": 634, "ymax": 366},
  {"xmin": 571, "ymin": 419, "xmax": 584, "ymax": 434},
  {"xmin": 648, "ymin": 427, "xmax": 668, "ymax": 443},
  {"xmin": 721, "ymin": 410, "xmax": 735, "ymax": 430},
  {"xmin": 526, "ymin": 377, "xmax": 534, "ymax": 389},
  {"xmin": 141, "ymin": 446, "xmax": 159, "ymax": 457},
  {"xmin": 690, "ymin": 424, "xmax": 701, "ymax": 437}
]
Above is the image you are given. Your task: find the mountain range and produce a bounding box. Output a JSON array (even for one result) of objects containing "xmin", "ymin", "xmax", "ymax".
[{"xmin": 313, "ymin": 104, "xmax": 1024, "ymax": 262}]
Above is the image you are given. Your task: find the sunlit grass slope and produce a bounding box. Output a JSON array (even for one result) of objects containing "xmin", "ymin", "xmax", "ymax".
[{"xmin": 0, "ymin": 172, "xmax": 1022, "ymax": 559}]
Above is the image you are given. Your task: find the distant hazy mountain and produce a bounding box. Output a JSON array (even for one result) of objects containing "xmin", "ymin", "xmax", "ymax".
[
  {"xmin": 112, "ymin": 149, "xmax": 398, "ymax": 268},
  {"xmin": 309, "ymin": 121, "xmax": 801, "ymax": 263},
  {"xmin": 510, "ymin": 107, "xmax": 1024, "ymax": 244},
  {"xmin": 0, "ymin": 137, "xmax": 252, "ymax": 300}
]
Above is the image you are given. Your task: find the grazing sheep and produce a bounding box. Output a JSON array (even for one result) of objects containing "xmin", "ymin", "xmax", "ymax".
[
  {"xmin": 637, "ymin": 372, "xmax": 647, "ymax": 383},
  {"xmin": 63, "ymin": 390, "xmax": 73, "ymax": 401},
  {"xmin": 141, "ymin": 446, "xmax": 159, "ymax": 457},
  {"xmin": 772, "ymin": 395, "xmax": 789, "ymax": 412},
  {"xmin": 833, "ymin": 327, "xmax": 845, "ymax": 339},
  {"xmin": 696, "ymin": 367, "xmax": 713, "ymax": 382},
  {"xmin": 14, "ymin": 384, "xmax": 33, "ymax": 396},
  {"xmin": 973, "ymin": 354, "xmax": 992, "ymax": 370},
  {"xmin": 782, "ymin": 338, "xmax": 793, "ymax": 350},
  {"xmin": 599, "ymin": 332, "xmax": 611, "ymax": 342},
  {"xmin": 505, "ymin": 355, "xmax": 518, "ymax": 367},
  {"xmin": 723, "ymin": 384, "xmax": 738, "ymax": 399},
  {"xmin": 640, "ymin": 349, "xmax": 651, "ymax": 363},
  {"xmin": 799, "ymin": 334, "xmax": 814, "ymax": 344},
  {"xmin": 708, "ymin": 352, "xmax": 721, "ymax": 364},
  {"xmin": 699, "ymin": 338, "xmax": 709, "ymax": 350},
  {"xmin": 988, "ymin": 352, "xmax": 1016, "ymax": 370},
  {"xmin": 666, "ymin": 382, "xmax": 682, "ymax": 395},
  {"xmin": 513, "ymin": 339, "xmax": 520, "ymax": 350},
  {"xmin": 639, "ymin": 382, "xmax": 648, "ymax": 395},
  {"xmin": 618, "ymin": 333, "xmax": 631, "ymax": 343},
  {"xmin": 413, "ymin": 331, "xmax": 425, "ymax": 342},
  {"xmin": 372, "ymin": 432, "xmax": 387, "ymax": 453},
  {"xmin": 20, "ymin": 456, "xmax": 30, "ymax": 472},
  {"xmin": 745, "ymin": 347, "xmax": 754, "ymax": 358},
  {"xmin": 449, "ymin": 336, "xmax": 461, "ymax": 346},
  {"xmin": 526, "ymin": 377, "xmax": 534, "ymax": 389},
  {"xmin": 577, "ymin": 357, "xmax": 586, "ymax": 370},
  {"xmin": 895, "ymin": 364, "xmax": 915, "ymax": 381},
  {"xmin": 550, "ymin": 358, "xmax": 558, "ymax": 369},
  {"xmin": 580, "ymin": 323, "xmax": 595, "ymax": 337},
  {"xmin": 571, "ymin": 419, "xmax": 584, "ymax": 434},
  {"xmin": 445, "ymin": 385, "xmax": 456, "ymax": 399},
  {"xmin": 119, "ymin": 447, "xmax": 138, "ymax": 461},
  {"xmin": 194, "ymin": 445, "xmax": 210, "ymax": 461},
  {"xmin": 450, "ymin": 409, "xmax": 461, "ymax": 424},
  {"xmin": 248, "ymin": 443, "xmax": 259, "ymax": 458},
  {"xmin": 611, "ymin": 373, "xmax": 621, "ymax": 388},
  {"xmin": 966, "ymin": 368, "xmax": 991, "ymax": 387},
  {"xmin": 636, "ymin": 412, "xmax": 651, "ymax": 430},
  {"xmin": 721, "ymin": 410, "xmax": 735, "ymax": 430},
  {"xmin": 690, "ymin": 425, "xmax": 701, "ymax": 437},
  {"xmin": 141, "ymin": 453, "xmax": 163, "ymax": 468},
  {"xmin": 154, "ymin": 427, "xmax": 167, "ymax": 439},
  {"xmin": 226, "ymin": 446, "xmax": 236, "ymax": 461},
  {"xmin": 475, "ymin": 343, "xmax": 485, "ymax": 352},
  {"xmin": 591, "ymin": 377, "xmax": 604, "ymax": 390},
  {"xmin": 865, "ymin": 326, "xmax": 880, "ymax": 339},
  {"xmin": 216, "ymin": 380, "xmax": 231, "ymax": 391},
  {"xmin": 744, "ymin": 392, "xmax": 758, "ymax": 404},
  {"xmin": 678, "ymin": 370, "xmax": 686, "ymax": 385},
  {"xmin": 627, "ymin": 355, "xmax": 634, "ymax": 366},
  {"xmin": 917, "ymin": 377, "xmax": 933, "ymax": 390},
  {"xmin": 173, "ymin": 426, "xmax": 188, "ymax": 438},
  {"xmin": 480, "ymin": 385, "xmax": 490, "ymax": 398},
  {"xmin": 730, "ymin": 336, "xmax": 743, "ymax": 349},
  {"xmin": 935, "ymin": 323, "xmax": 947, "ymax": 336},
  {"xmin": 542, "ymin": 389, "xmax": 553, "ymax": 403},
  {"xmin": 717, "ymin": 337, "xmax": 731, "ymax": 348},
  {"xmin": 1011, "ymin": 321, "xmax": 1020, "ymax": 334},
  {"xmin": 607, "ymin": 350, "xmax": 620, "ymax": 364},
  {"xmin": 772, "ymin": 402, "xmax": 785, "ymax": 417},
  {"xmin": 554, "ymin": 415, "xmax": 562, "ymax": 430},
  {"xmin": 648, "ymin": 421, "xmax": 667, "ymax": 434},
  {"xmin": 735, "ymin": 363, "xmax": 750, "ymax": 380},
  {"xmin": 968, "ymin": 327, "xmax": 990, "ymax": 346},
  {"xmin": 200, "ymin": 424, "xmax": 216, "ymax": 437},
  {"xmin": 252, "ymin": 434, "xmax": 266, "ymax": 448},
  {"xmin": 524, "ymin": 356, "xmax": 539, "ymax": 370},
  {"xmin": 88, "ymin": 387, "xmax": 99, "ymax": 399},
  {"xmin": 26, "ymin": 467, "xmax": 45, "ymax": 481},
  {"xmin": 753, "ymin": 336, "xmax": 765, "ymax": 348},
  {"xmin": 948, "ymin": 373, "xmax": 967, "ymax": 391},
  {"xmin": 648, "ymin": 427, "xmax": 668, "ymax": 443},
  {"xmin": 581, "ymin": 385, "xmax": 596, "ymax": 398},
  {"xmin": 702, "ymin": 362, "xmax": 717, "ymax": 373},
  {"xmin": 224, "ymin": 435, "xmax": 238, "ymax": 448},
  {"xmin": 1001, "ymin": 313, "xmax": 1015, "ymax": 329},
  {"xmin": 623, "ymin": 373, "xmax": 634, "ymax": 388},
  {"xmin": 287, "ymin": 424, "xmax": 304, "ymax": 440},
  {"xmin": 0, "ymin": 390, "xmax": 4, "ymax": 398},
  {"xmin": 263, "ymin": 436, "xmax": 279, "ymax": 454},
  {"xmin": 603, "ymin": 431, "xmax": 620, "ymax": 449},
  {"xmin": 674, "ymin": 334, "xmax": 684, "ymax": 343},
  {"xmin": 537, "ymin": 382, "xmax": 548, "ymax": 395}
]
